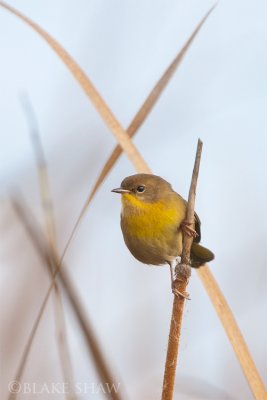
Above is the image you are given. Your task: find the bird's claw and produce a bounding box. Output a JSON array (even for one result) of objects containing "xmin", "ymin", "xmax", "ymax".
[
  {"xmin": 172, "ymin": 287, "xmax": 190, "ymax": 300},
  {"xmin": 181, "ymin": 220, "xmax": 198, "ymax": 238}
]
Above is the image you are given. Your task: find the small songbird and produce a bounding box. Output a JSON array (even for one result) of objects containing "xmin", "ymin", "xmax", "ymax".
[{"xmin": 112, "ymin": 174, "xmax": 214, "ymax": 290}]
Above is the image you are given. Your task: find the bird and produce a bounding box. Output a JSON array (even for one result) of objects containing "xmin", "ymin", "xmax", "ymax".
[{"xmin": 112, "ymin": 173, "xmax": 214, "ymax": 294}]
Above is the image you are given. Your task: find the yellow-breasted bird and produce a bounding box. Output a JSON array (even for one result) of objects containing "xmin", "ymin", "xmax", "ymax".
[{"xmin": 112, "ymin": 174, "xmax": 214, "ymax": 289}]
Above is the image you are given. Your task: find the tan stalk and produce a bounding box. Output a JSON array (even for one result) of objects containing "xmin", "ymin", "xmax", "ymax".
[
  {"xmin": 162, "ymin": 139, "xmax": 202, "ymax": 399},
  {"xmin": 2, "ymin": 3, "xmax": 266, "ymax": 399}
]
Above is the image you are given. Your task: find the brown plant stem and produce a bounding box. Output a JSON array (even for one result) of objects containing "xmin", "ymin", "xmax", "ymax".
[
  {"xmin": 162, "ymin": 139, "xmax": 203, "ymax": 400},
  {"xmin": 10, "ymin": 197, "xmax": 124, "ymax": 400}
]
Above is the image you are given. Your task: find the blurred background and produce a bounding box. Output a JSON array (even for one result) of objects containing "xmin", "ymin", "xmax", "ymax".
[{"xmin": 0, "ymin": 0, "xmax": 266, "ymax": 399}]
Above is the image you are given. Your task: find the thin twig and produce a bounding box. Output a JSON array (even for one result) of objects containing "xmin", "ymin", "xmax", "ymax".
[
  {"xmin": 161, "ymin": 139, "xmax": 203, "ymax": 400},
  {"xmin": 60, "ymin": 5, "xmax": 216, "ymax": 262},
  {"xmin": 10, "ymin": 197, "xmax": 124, "ymax": 400},
  {"xmin": 20, "ymin": 94, "xmax": 76, "ymax": 400}
]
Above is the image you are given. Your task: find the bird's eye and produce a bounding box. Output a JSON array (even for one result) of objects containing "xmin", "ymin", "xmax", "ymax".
[{"xmin": 136, "ymin": 185, "xmax": 145, "ymax": 193}]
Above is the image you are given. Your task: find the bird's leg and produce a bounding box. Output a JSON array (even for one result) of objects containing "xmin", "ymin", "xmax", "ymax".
[
  {"xmin": 169, "ymin": 260, "xmax": 190, "ymax": 300},
  {"xmin": 181, "ymin": 220, "xmax": 198, "ymax": 238},
  {"xmin": 169, "ymin": 260, "xmax": 175, "ymax": 285}
]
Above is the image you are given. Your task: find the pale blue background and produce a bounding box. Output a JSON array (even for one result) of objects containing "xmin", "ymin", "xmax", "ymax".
[{"xmin": 0, "ymin": 1, "xmax": 266, "ymax": 399}]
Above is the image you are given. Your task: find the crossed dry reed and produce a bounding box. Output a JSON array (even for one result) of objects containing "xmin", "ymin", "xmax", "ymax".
[{"xmin": 1, "ymin": 2, "xmax": 266, "ymax": 400}]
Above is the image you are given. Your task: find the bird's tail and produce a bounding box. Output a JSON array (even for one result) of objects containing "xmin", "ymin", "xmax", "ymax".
[{"xmin": 190, "ymin": 242, "xmax": 215, "ymax": 268}]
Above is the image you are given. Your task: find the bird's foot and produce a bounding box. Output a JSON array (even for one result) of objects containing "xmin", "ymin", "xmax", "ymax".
[
  {"xmin": 169, "ymin": 262, "xmax": 190, "ymax": 299},
  {"xmin": 181, "ymin": 220, "xmax": 198, "ymax": 238}
]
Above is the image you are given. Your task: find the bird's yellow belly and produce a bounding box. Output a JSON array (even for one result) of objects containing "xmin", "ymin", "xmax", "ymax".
[{"xmin": 120, "ymin": 195, "xmax": 185, "ymax": 265}]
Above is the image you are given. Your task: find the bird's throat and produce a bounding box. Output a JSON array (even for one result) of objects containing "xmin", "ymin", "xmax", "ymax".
[{"xmin": 121, "ymin": 194, "xmax": 183, "ymax": 238}]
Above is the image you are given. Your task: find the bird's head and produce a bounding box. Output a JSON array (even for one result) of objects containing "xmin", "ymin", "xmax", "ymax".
[{"xmin": 112, "ymin": 173, "xmax": 173, "ymax": 204}]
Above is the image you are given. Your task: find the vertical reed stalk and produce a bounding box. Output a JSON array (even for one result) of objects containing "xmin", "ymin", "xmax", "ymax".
[{"xmin": 162, "ymin": 139, "xmax": 203, "ymax": 400}]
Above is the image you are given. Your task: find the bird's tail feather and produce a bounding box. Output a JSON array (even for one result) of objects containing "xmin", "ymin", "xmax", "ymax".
[{"xmin": 190, "ymin": 242, "xmax": 214, "ymax": 268}]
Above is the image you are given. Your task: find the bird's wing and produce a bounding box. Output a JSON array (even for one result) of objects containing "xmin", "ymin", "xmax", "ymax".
[{"xmin": 194, "ymin": 212, "xmax": 201, "ymax": 243}]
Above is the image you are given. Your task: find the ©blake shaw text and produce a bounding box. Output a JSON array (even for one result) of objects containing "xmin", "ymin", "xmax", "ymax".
[{"xmin": 8, "ymin": 380, "xmax": 121, "ymax": 395}]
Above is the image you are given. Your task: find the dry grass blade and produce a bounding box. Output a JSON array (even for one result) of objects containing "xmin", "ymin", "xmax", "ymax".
[
  {"xmin": 60, "ymin": 4, "xmax": 216, "ymax": 262},
  {"xmin": 0, "ymin": 1, "xmax": 149, "ymax": 173},
  {"xmin": 162, "ymin": 139, "xmax": 203, "ymax": 400},
  {"xmin": 20, "ymin": 94, "xmax": 76, "ymax": 400},
  {"xmin": 197, "ymin": 266, "xmax": 267, "ymax": 400},
  {"xmin": 10, "ymin": 197, "xmax": 124, "ymax": 400}
]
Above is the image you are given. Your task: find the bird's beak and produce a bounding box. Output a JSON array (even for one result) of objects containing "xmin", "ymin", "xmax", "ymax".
[{"xmin": 111, "ymin": 188, "xmax": 131, "ymax": 194}]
